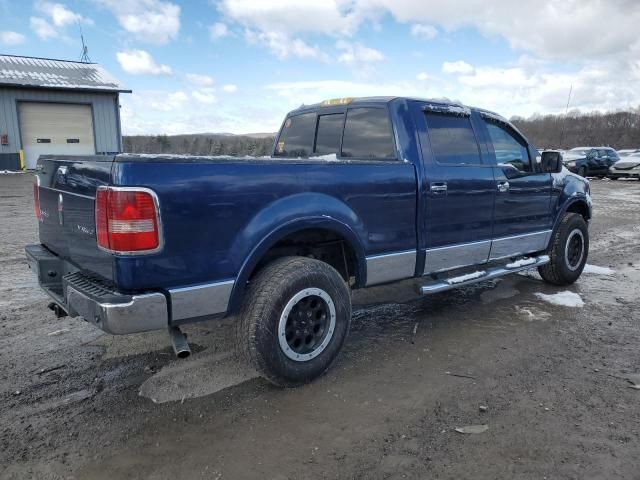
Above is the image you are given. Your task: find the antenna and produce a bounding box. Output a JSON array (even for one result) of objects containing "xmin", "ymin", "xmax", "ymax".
[
  {"xmin": 559, "ymin": 84, "xmax": 572, "ymax": 148},
  {"xmin": 78, "ymin": 25, "xmax": 91, "ymax": 63}
]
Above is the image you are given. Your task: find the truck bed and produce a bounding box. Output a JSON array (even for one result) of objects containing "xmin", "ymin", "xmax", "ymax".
[{"xmin": 35, "ymin": 154, "xmax": 418, "ymax": 292}]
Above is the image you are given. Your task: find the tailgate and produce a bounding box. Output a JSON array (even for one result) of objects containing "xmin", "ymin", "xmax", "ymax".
[{"xmin": 36, "ymin": 155, "xmax": 115, "ymax": 281}]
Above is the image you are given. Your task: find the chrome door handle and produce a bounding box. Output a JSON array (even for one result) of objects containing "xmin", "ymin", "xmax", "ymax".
[
  {"xmin": 430, "ymin": 182, "xmax": 448, "ymax": 193},
  {"xmin": 497, "ymin": 181, "xmax": 510, "ymax": 192}
]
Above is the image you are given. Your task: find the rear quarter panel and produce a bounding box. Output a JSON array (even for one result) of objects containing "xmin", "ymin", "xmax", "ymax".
[{"xmin": 111, "ymin": 158, "xmax": 417, "ymax": 291}]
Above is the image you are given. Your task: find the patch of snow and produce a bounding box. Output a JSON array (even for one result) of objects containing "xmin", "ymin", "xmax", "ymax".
[
  {"xmin": 425, "ymin": 102, "xmax": 471, "ymax": 116},
  {"xmin": 535, "ymin": 291, "xmax": 584, "ymax": 308},
  {"xmin": 583, "ymin": 264, "xmax": 615, "ymax": 275},
  {"xmin": 506, "ymin": 257, "xmax": 536, "ymax": 268},
  {"xmin": 309, "ymin": 153, "xmax": 339, "ymax": 161},
  {"xmin": 446, "ymin": 271, "xmax": 485, "ymax": 285},
  {"xmin": 0, "ymin": 170, "xmax": 22, "ymax": 174},
  {"xmin": 127, "ymin": 153, "xmax": 271, "ymax": 160}
]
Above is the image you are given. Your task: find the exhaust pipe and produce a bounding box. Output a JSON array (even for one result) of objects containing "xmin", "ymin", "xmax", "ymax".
[
  {"xmin": 168, "ymin": 326, "xmax": 191, "ymax": 358},
  {"xmin": 47, "ymin": 302, "xmax": 68, "ymax": 318}
]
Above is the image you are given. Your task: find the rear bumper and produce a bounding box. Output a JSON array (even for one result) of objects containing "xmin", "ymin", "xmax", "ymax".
[{"xmin": 25, "ymin": 244, "xmax": 168, "ymax": 334}]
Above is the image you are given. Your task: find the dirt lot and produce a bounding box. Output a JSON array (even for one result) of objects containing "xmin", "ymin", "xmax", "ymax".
[{"xmin": 1, "ymin": 173, "xmax": 639, "ymax": 480}]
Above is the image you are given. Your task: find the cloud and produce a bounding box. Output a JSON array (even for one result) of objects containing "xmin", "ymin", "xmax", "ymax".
[
  {"xmin": 245, "ymin": 30, "xmax": 328, "ymax": 61},
  {"xmin": 185, "ymin": 73, "xmax": 215, "ymax": 87},
  {"xmin": 98, "ymin": 0, "xmax": 180, "ymax": 44},
  {"xmin": 336, "ymin": 40, "xmax": 384, "ymax": 65},
  {"xmin": 219, "ymin": 0, "xmax": 360, "ymax": 61},
  {"xmin": 353, "ymin": 0, "xmax": 640, "ymax": 61},
  {"xmin": 116, "ymin": 50, "xmax": 172, "ymax": 75},
  {"xmin": 222, "ymin": 84, "xmax": 238, "ymax": 93},
  {"xmin": 30, "ymin": 17, "xmax": 58, "ymax": 39},
  {"xmin": 209, "ymin": 22, "xmax": 229, "ymax": 39},
  {"xmin": 30, "ymin": 1, "xmax": 93, "ymax": 40},
  {"xmin": 410, "ymin": 24, "xmax": 437, "ymax": 40},
  {"xmin": 416, "ymin": 72, "xmax": 429, "ymax": 81},
  {"xmin": 0, "ymin": 31, "xmax": 26, "ymax": 45},
  {"xmin": 218, "ymin": 0, "xmax": 359, "ymax": 36},
  {"xmin": 120, "ymin": 90, "xmax": 284, "ymax": 135},
  {"xmin": 192, "ymin": 89, "xmax": 216, "ymax": 104},
  {"xmin": 442, "ymin": 60, "xmax": 474, "ymax": 75},
  {"xmin": 35, "ymin": 1, "xmax": 93, "ymax": 27}
]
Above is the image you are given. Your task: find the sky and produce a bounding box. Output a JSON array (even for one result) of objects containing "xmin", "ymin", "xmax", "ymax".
[{"xmin": 1, "ymin": 0, "xmax": 639, "ymax": 135}]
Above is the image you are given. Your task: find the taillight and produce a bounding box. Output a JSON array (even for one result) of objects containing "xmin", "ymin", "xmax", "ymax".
[
  {"xmin": 33, "ymin": 176, "xmax": 41, "ymax": 221},
  {"xmin": 95, "ymin": 187, "xmax": 162, "ymax": 254}
]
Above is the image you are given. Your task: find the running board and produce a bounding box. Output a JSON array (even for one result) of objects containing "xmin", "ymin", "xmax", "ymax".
[{"xmin": 419, "ymin": 255, "xmax": 550, "ymax": 295}]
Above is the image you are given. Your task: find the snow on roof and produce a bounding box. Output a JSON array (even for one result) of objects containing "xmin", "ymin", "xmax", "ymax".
[{"xmin": 0, "ymin": 54, "xmax": 130, "ymax": 93}]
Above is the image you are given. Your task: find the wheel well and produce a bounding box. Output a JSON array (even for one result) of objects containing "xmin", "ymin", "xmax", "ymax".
[
  {"xmin": 250, "ymin": 228, "xmax": 359, "ymax": 286},
  {"xmin": 566, "ymin": 201, "xmax": 590, "ymax": 221}
]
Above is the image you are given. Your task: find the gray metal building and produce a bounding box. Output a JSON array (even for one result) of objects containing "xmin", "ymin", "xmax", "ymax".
[{"xmin": 0, "ymin": 54, "xmax": 130, "ymax": 170}]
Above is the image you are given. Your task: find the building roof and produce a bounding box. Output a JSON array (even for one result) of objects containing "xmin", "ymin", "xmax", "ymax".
[{"xmin": 0, "ymin": 54, "xmax": 131, "ymax": 93}]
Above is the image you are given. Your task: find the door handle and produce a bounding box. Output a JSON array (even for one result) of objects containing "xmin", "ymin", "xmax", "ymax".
[
  {"xmin": 497, "ymin": 181, "xmax": 510, "ymax": 192},
  {"xmin": 430, "ymin": 182, "xmax": 448, "ymax": 193}
]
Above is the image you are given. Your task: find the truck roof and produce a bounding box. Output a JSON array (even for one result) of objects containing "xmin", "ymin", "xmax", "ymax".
[{"xmin": 290, "ymin": 96, "xmax": 507, "ymax": 122}]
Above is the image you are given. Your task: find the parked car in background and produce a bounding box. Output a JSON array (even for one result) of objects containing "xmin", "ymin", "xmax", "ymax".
[
  {"xmin": 617, "ymin": 149, "xmax": 640, "ymax": 157},
  {"xmin": 563, "ymin": 147, "xmax": 620, "ymax": 177},
  {"xmin": 608, "ymin": 152, "xmax": 640, "ymax": 180}
]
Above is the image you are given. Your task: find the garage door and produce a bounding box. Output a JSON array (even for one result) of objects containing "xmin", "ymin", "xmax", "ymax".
[{"xmin": 19, "ymin": 103, "xmax": 95, "ymax": 169}]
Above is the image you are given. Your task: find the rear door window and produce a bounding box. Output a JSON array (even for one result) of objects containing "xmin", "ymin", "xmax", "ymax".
[
  {"xmin": 274, "ymin": 112, "xmax": 316, "ymax": 157},
  {"xmin": 314, "ymin": 113, "xmax": 344, "ymax": 155},
  {"xmin": 425, "ymin": 113, "xmax": 482, "ymax": 165},
  {"xmin": 341, "ymin": 108, "xmax": 395, "ymax": 159},
  {"xmin": 484, "ymin": 122, "xmax": 531, "ymax": 172}
]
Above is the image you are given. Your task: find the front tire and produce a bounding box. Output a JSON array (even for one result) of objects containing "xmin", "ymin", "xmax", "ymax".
[
  {"xmin": 538, "ymin": 213, "xmax": 589, "ymax": 285},
  {"xmin": 236, "ymin": 257, "xmax": 351, "ymax": 387}
]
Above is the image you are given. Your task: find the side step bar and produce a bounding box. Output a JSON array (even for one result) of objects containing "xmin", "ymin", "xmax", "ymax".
[{"xmin": 419, "ymin": 255, "xmax": 550, "ymax": 295}]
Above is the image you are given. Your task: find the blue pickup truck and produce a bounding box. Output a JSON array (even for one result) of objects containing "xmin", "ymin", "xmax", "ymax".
[{"xmin": 26, "ymin": 97, "xmax": 591, "ymax": 386}]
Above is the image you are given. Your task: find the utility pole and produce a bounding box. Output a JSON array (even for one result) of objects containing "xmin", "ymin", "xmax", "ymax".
[{"xmin": 559, "ymin": 84, "xmax": 572, "ymax": 148}]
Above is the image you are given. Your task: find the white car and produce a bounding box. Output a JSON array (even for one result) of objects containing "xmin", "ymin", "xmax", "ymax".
[{"xmin": 609, "ymin": 152, "xmax": 640, "ymax": 180}]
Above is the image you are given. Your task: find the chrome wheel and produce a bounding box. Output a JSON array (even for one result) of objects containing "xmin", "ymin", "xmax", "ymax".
[
  {"xmin": 565, "ymin": 228, "xmax": 585, "ymax": 271},
  {"xmin": 278, "ymin": 288, "xmax": 336, "ymax": 362}
]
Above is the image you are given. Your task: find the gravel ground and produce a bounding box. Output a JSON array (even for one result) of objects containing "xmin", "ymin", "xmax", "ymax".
[{"xmin": 1, "ymin": 173, "xmax": 639, "ymax": 479}]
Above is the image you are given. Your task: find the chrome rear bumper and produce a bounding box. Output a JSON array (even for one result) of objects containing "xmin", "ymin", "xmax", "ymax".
[{"xmin": 25, "ymin": 244, "xmax": 168, "ymax": 334}]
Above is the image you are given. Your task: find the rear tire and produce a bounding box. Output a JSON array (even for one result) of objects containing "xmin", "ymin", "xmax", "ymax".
[
  {"xmin": 538, "ymin": 213, "xmax": 589, "ymax": 285},
  {"xmin": 235, "ymin": 257, "xmax": 351, "ymax": 387}
]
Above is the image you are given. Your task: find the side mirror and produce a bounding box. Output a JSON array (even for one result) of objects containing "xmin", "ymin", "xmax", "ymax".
[{"xmin": 541, "ymin": 151, "xmax": 563, "ymax": 173}]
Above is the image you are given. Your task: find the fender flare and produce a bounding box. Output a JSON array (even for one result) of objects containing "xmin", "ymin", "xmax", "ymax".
[
  {"xmin": 226, "ymin": 216, "xmax": 367, "ymax": 315},
  {"xmin": 547, "ymin": 196, "xmax": 591, "ymax": 249}
]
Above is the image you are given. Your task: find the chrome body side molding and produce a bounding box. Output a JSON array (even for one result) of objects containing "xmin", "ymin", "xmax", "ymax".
[
  {"xmin": 422, "ymin": 230, "xmax": 552, "ymax": 275},
  {"xmin": 365, "ymin": 249, "xmax": 417, "ymax": 286},
  {"xmin": 423, "ymin": 239, "xmax": 492, "ymax": 275},
  {"xmin": 488, "ymin": 230, "xmax": 552, "ymax": 261},
  {"xmin": 169, "ymin": 279, "xmax": 235, "ymax": 321}
]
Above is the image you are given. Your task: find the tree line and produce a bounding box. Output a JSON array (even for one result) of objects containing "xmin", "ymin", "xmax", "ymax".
[
  {"xmin": 512, "ymin": 108, "xmax": 640, "ymax": 149},
  {"xmin": 122, "ymin": 133, "xmax": 275, "ymax": 156},
  {"xmin": 122, "ymin": 108, "xmax": 640, "ymax": 156}
]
